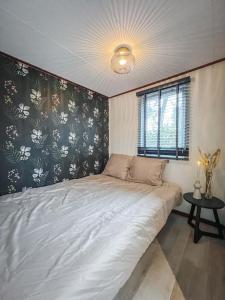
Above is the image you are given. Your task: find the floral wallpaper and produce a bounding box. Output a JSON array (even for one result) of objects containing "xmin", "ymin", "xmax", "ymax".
[{"xmin": 0, "ymin": 53, "xmax": 108, "ymax": 195}]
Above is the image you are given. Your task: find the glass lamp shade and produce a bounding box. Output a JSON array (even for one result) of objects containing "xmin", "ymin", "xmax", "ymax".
[{"xmin": 111, "ymin": 46, "xmax": 135, "ymax": 74}]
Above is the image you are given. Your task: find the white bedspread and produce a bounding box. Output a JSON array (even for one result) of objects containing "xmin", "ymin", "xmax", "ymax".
[{"xmin": 0, "ymin": 175, "xmax": 181, "ymax": 300}]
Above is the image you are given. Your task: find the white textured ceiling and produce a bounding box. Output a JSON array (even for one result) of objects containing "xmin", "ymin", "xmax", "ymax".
[{"xmin": 0, "ymin": 0, "xmax": 225, "ymax": 97}]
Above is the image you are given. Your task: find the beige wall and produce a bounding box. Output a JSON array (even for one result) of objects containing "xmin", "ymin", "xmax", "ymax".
[{"xmin": 109, "ymin": 61, "xmax": 225, "ymax": 222}]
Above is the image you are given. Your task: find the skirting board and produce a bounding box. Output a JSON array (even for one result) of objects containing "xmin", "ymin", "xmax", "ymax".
[{"xmin": 172, "ymin": 209, "xmax": 225, "ymax": 229}]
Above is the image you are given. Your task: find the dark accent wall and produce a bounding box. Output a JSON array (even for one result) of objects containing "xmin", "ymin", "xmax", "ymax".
[{"xmin": 0, "ymin": 53, "xmax": 108, "ymax": 195}]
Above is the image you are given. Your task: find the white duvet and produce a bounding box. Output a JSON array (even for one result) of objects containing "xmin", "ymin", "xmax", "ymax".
[{"xmin": 0, "ymin": 175, "xmax": 181, "ymax": 300}]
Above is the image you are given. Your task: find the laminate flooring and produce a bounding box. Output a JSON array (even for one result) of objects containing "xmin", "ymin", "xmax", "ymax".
[{"xmin": 115, "ymin": 213, "xmax": 225, "ymax": 300}]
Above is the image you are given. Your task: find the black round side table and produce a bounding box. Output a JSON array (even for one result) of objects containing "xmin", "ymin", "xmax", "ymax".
[{"xmin": 183, "ymin": 193, "xmax": 225, "ymax": 243}]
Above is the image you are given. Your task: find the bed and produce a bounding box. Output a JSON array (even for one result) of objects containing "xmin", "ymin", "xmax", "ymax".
[{"xmin": 0, "ymin": 174, "xmax": 181, "ymax": 300}]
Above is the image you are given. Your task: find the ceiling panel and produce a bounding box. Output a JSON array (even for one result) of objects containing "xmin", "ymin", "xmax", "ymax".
[{"xmin": 0, "ymin": 0, "xmax": 225, "ymax": 97}]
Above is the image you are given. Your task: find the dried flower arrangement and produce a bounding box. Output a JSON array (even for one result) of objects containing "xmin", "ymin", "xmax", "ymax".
[{"xmin": 198, "ymin": 148, "xmax": 221, "ymax": 199}]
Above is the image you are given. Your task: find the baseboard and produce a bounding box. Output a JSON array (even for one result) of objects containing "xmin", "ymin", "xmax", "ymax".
[{"xmin": 172, "ymin": 209, "xmax": 225, "ymax": 229}]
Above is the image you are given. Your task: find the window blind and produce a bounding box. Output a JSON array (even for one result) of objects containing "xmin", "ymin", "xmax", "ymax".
[{"xmin": 137, "ymin": 77, "xmax": 190, "ymax": 160}]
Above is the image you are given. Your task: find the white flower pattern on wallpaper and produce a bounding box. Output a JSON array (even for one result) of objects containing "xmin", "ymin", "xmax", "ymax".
[
  {"xmin": 60, "ymin": 112, "xmax": 68, "ymax": 124},
  {"xmin": 60, "ymin": 146, "xmax": 69, "ymax": 157},
  {"xmin": 88, "ymin": 145, "xmax": 94, "ymax": 155},
  {"xmin": 83, "ymin": 103, "xmax": 88, "ymax": 113},
  {"xmin": 4, "ymin": 95, "xmax": 12, "ymax": 104},
  {"xmin": 30, "ymin": 89, "xmax": 41, "ymax": 105},
  {"xmin": 16, "ymin": 62, "xmax": 29, "ymax": 76},
  {"xmin": 83, "ymin": 161, "xmax": 89, "ymax": 170},
  {"xmin": 8, "ymin": 184, "xmax": 16, "ymax": 193},
  {"xmin": 31, "ymin": 129, "xmax": 42, "ymax": 144},
  {"xmin": 52, "ymin": 129, "xmax": 60, "ymax": 141},
  {"xmin": 88, "ymin": 117, "xmax": 93, "ymax": 128},
  {"xmin": 18, "ymin": 103, "xmax": 30, "ymax": 119},
  {"xmin": 69, "ymin": 132, "xmax": 77, "ymax": 145},
  {"xmin": 83, "ymin": 132, "xmax": 88, "ymax": 142},
  {"xmin": 4, "ymin": 80, "xmax": 17, "ymax": 96},
  {"xmin": 8, "ymin": 169, "xmax": 20, "ymax": 183},
  {"xmin": 32, "ymin": 168, "xmax": 44, "ymax": 183},
  {"xmin": 59, "ymin": 79, "xmax": 67, "ymax": 90},
  {"xmin": 41, "ymin": 111, "xmax": 48, "ymax": 119},
  {"xmin": 87, "ymin": 90, "xmax": 94, "ymax": 100},
  {"xmin": 53, "ymin": 176, "xmax": 59, "ymax": 183},
  {"xmin": 93, "ymin": 108, "xmax": 99, "ymax": 118},
  {"xmin": 6, "ymin": 125, "xmax": 19, "ymax": 140},
  {"xmin": 69, "ymin": 163, "xmax": 78, "ymax": 176},
  {"xmin": 5, "ymin": 141, "xmax": 14, "ymax": 150},
  {"xmin": 94, "ymin": 134, "xmax": 99, "ymax": 145},
  {"xmin": 4, "ymin": 80, "xmax": 17, "ymax": 104},
  {"xmin": 0, "ymin": 53, "xmax": 108, "ymax": 195},
  {"xmin": 54, "ymin": 164, "xmax": 62, "ymax": 175},
  {"xmin": 19, "ymin": 146, "xmax": 31, "ymax": 160},
  {"xmin": 94, "ymin": 160, "xmax": 100, "ymax": 171},
  {"xmin": 68, "ymin": 100, "xmax": 76, "ymax": 112}
]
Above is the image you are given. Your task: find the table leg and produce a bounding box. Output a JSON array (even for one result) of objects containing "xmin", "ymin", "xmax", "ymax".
[
  {"xmin": 188, "ymin": 204, "xmax": 195, "ymax": 225},
  {"xmin": 213, "ymin": 209, "xmax": 224, "ymax": 239},
  {"xmin": 194, "ymin": 206, "xmax": 201, "ymax": 243}
]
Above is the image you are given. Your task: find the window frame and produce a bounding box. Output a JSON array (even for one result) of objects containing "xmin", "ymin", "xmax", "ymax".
[{"xmin": 137, "ymin": 77, "xmax": 190, "ymax": 161}]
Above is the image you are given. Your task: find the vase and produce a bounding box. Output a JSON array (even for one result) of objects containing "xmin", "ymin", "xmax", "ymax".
[{"xmin": 205, "ymin": 170, "xmax": 213, "ymax": 199}]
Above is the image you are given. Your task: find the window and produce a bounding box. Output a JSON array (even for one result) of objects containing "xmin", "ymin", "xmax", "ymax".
[{"xmin": 137, "ymin": 77, "xmax": 190, "ymax": 160}]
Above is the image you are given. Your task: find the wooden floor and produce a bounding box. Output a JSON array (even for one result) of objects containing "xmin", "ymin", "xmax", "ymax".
[
  {"xmin": 159, "ymin": 213, "xmax": 225, "ymax": 300},
  {"xmin": 115, "ymin": 213, "xmax": 225, "ymax": 300}
]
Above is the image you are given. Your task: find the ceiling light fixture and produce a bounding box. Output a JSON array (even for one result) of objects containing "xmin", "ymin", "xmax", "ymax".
[{"xmin": 111, "ymin": 45, "xmax": 135, "ymax": 74}]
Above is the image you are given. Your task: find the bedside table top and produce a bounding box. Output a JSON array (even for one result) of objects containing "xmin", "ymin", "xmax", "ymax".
[{"xmin": 183, "ymin": 192, "xmax": 225, "ymax": 209}]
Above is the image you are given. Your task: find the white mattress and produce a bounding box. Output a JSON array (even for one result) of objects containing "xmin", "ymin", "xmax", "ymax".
[{"xmin": 0, "ymin": 175, "xmax": 181, "ymax": 300}]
